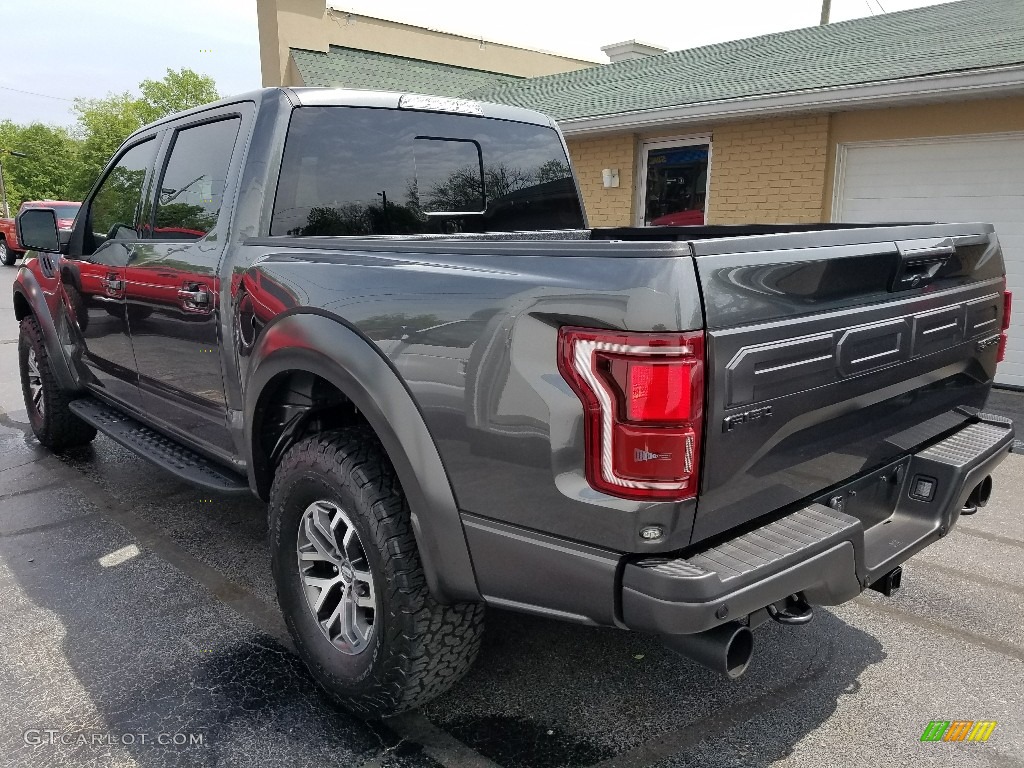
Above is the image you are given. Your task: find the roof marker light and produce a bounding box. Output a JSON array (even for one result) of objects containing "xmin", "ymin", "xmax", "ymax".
[{"xmin": 398, "ymin": 94, "xmax": 483, "ymax": 115}]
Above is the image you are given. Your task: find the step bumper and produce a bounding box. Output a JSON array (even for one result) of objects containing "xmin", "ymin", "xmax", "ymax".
[{"xmin": 622, "ymin": 414, "xmax": 1014, "ymax": 636}]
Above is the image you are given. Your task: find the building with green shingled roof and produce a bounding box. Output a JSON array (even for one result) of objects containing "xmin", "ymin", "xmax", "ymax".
[
  {"xmin": 259, "ymin": 0, "xmax": 1024, "ymax": 385},
  {"xmin": 290, "ymin": 46, "xmax": 523, "ymax": 99}
]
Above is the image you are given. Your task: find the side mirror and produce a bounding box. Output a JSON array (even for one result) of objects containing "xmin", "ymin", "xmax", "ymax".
[{"xmin": 16, "ymin": 208, "xmax": 61, "ymax": 253}]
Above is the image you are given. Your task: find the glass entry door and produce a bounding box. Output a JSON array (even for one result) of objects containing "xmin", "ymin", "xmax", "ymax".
[{"xmin": 639, "ymin": 138, "xmax": 710, "ymax": 226}]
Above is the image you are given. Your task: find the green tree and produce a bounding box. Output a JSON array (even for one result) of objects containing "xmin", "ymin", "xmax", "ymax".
[
  {"xmin": 136, "ymin": 69, "xmax": 219, "ymax": 125},
  {"xmin": 0, "ymin": 120, "xmax": 81, "ymax": 211},
  {"xmin": 70, "ymin": 92, "xmax": 148, "ymax": 198},
  {"xmin": 70, "ymin": 68, "xmax": 219, "ymax": 198}
]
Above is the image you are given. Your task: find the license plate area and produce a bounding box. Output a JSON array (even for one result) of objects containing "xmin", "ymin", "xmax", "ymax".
[{"xmin": 813, "ymin": 456, "xmax": 911, "ymax": 530}]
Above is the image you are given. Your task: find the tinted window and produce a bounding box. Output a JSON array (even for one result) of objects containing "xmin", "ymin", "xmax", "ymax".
[
  {"xmin": 414, "ymin": 137, "xmax": 485, "ymax": 213},
  {"xmin": 21, "ymin": 203, "xmax": 79, "ymax": 220},
  {"xmin": 643, "ymin": 144, "xmax": 709, "ymax": 226},
  {"xmin": 271, "ymin": 107, "xmax": 583, "ymax": 236},
  {"xmin": 88, "ymin": 139, "xmax": 156, "ymax": 251},
  {"xmin": 152, "ymin": 117, "xmax": 240, "ymax": 240}
]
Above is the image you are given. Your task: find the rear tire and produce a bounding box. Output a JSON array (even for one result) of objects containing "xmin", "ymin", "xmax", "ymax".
[
  {"xmin": 269, "ymin": 427, "xmax": 484, "ymax": 718},
  {"xmin": 0, "ymin": 239, "xmax": 16, "ymax": 266},
  {"xmin": 18, "ymin": 315, "xmax": 96, "ymax": 449}
]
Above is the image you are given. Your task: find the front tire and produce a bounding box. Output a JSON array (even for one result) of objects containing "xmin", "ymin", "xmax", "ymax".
[
  {"xmin": 269, "ymin": 428, "xmax": 484, "ymax": 718},
  {"xmin": 0, "ymin": 239, "xmax": 16, "ymax": 266},
  {"xmin": 18, "ymin": 316, "xmax": 96, "ymax": 449}
]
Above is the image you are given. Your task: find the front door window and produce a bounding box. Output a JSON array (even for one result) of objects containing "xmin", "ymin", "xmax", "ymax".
[{"xmin": 642, "ymin": 142, "xmax": 709, "ymax": 226}]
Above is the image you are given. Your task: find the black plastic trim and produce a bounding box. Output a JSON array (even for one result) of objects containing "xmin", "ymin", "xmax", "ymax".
[
  {"xmin": 12, "ymin": 270, "xmax": 79, "ymax": 392},
  {"xmin": 461, "ymin": 513, "xmax": 620, "ymax": 627},
  {"xmin": 619, "ymin": 415, "xmax": 1013, "ymax": 636}
]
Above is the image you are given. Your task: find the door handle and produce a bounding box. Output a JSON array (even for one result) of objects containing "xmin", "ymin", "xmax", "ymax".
[
  {"xmin": 103, "ymin": 276, "xmax": 124, "ymax": 291},
  {"xmin": 891, "ymin": 238, "xmax": 955, "ymax": 291},
  {"xmin": 178, "ymin": 286, "xmax": 211, "ymax": 307}
]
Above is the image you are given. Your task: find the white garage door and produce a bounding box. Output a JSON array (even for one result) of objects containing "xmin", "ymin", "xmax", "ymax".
[{"xmin": 834, "ymin": 133, "xmax": 1024, "ymax": 387}]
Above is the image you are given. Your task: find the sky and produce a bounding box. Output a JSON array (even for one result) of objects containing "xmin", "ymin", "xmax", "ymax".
[{"xmin": 1, "ymin": 0, "xmax": 956, "ymax": 128}]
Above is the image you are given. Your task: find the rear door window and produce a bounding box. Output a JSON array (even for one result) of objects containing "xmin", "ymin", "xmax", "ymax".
[
  {"xmin": 151, "ymin": 117, "xmax": 241, "ymax": 240},
  {"xmin": 270, "ymin": 107, "xmax": 583, "ymax": 236}
]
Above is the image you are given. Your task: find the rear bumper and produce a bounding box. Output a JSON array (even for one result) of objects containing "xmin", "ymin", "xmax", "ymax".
[{"xmin": 621, "ymin": 413, "xmax": 1014, "ymax": 636}]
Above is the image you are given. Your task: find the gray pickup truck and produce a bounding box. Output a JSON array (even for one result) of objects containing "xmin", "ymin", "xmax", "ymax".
[{"xmin": 13, "ymin": 87, "xmax": 1014, "ymax": 717}]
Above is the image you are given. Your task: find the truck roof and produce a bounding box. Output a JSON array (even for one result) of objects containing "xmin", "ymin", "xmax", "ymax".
[{"xmin": 132, "ymin": 86, "xmax": 557, "ymax": 137}]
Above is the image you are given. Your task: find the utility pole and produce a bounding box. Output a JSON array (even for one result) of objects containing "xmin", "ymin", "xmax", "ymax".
[
  {"xmin": 0, "ymin": 159, "xmax": 7, "ymax": 219},
  {"xmin": 820, "ymin": 0, "xmax": 832, "ymax": 25},
  {"xmin": 0, "ymin": 149, "xmax": 28, "ymax": 218}
]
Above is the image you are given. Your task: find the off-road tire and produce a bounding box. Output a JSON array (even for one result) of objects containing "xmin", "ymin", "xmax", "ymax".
[
  {"xmin": 0, "ymin": 238, "xmax": 16, "ymax": 266},
  {"xmin": 269, "ymin": 427, "xmax": 485, "ymax": 718},
  {"xmin": 18, "ymin": 315, "xmax": 96, "ymax": 449}
]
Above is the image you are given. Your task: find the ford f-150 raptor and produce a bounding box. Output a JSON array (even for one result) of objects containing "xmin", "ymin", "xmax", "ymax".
[{"xmin": 13, "ymin": 87, "xmax": 1014, "ymax": 717}]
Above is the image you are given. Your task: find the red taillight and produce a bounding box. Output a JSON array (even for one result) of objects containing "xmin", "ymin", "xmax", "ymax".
[
  {"xmin": 999, "ymin": 287, "xmax": 1012, "ymax": 363},
  {"xmin": 557, "ymin": 327, "xmax": 704, "ymax": 501}
]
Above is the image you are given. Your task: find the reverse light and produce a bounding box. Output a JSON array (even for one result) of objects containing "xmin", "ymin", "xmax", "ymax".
[{"xmin": 557, "ymin": 327, "xmax": 704, "ymax": 501}]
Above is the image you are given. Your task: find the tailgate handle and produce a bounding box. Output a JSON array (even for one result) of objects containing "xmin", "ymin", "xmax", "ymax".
[{"xmin": 891, "ymin": 239, "xmax": 955, "ymax": 291}]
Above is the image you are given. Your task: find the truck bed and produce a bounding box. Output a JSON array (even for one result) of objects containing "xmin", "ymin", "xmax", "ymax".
[{"xmin": 245, "ymin": 221, "xmax": 1003, "ymax": 550}]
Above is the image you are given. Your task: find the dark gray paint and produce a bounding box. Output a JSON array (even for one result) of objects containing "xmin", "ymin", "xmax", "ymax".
[
  {"xmin": 693, "ymin": 233, "xmax": 1003, "ymax": 543},
  {"xmin": 10, "ymin": 86, "xmax": 1012, "ymax": 622}
]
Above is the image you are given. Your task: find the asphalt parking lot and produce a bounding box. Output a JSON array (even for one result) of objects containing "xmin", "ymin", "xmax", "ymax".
[{"xmin": 1, "ymin": 265, "xmax": 1023, "ymax": 768}]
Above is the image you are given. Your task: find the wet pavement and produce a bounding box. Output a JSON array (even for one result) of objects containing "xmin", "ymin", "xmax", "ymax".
[{"xmin": 1, "ymin": 266, "xmax": 1023, "ymax": 768}]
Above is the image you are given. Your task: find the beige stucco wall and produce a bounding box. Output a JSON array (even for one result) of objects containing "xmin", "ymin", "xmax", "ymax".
[
  {"xmin": 822, "ymin": 96, "xmax": 1024, "ymax": 219},
  {"xmin": 565, "ymin": 134, "xmax": 636, "ymax": 227},
  {"xmin": 257, "ymin": 0, "xmax": 596, "ymax": 88}
]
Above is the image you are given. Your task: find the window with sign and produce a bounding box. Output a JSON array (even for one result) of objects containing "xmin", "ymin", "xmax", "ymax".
[{"xmin": 641, "ymin": 141, "xmax": 709, "ymax": 226}]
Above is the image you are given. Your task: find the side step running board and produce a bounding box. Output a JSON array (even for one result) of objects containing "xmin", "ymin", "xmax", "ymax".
[{"xmin": 68, "ymin": 397, "xmax": 249, "ymax": 494}]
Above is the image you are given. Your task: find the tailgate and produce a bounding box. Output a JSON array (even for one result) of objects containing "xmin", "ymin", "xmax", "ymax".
[{"xmin": 692, "ymin": 224, "xmax": 1006, "ymax": 543}]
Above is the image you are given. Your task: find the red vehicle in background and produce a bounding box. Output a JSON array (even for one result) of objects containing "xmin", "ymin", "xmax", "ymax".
[
  {"xmin": 0, "ymin": 200, "xmax": 80, "ymax": 266},
  {"xmin": 650, "ymin": 208, "xmax": 705, "ymax": 226}
]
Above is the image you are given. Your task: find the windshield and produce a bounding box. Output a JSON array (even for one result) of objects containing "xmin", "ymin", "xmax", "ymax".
[{"xmin": 20, "ymin": 203, "xmax": 80, "ymax": 220}]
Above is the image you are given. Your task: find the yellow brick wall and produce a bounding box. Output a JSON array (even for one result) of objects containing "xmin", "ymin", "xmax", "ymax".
[
  {"xmin": 565, "ymin": 134, "xmax": 636, "ymax": 227},
  {"xmin": 705, "ymin": 115, "xmax": 831, "ymax": 224},
  {"xmin": 566, "ymin": 115, "xmax": 832, "ymax": 227}
]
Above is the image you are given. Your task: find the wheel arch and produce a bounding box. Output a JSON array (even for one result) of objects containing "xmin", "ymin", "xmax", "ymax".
[
  {"xmin": 244, "ymin": 310, "xmax": 480, "ymax": 603},
  {"xmin": 12, "ymin": 271, "xmax": 79, "ymax": 391},
  {"xmin": 13, "ymin": 289, "xmax": 31, "ymax": 321}
]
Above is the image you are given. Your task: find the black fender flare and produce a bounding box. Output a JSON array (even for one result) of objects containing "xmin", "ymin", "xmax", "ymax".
[
  {"xmin": 12, "ymin": 267, "xmax": 80, "ymax": 392},
  {"xmin": 244, "ymin": 311, "xmax": 481, "ymax": 604}
]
